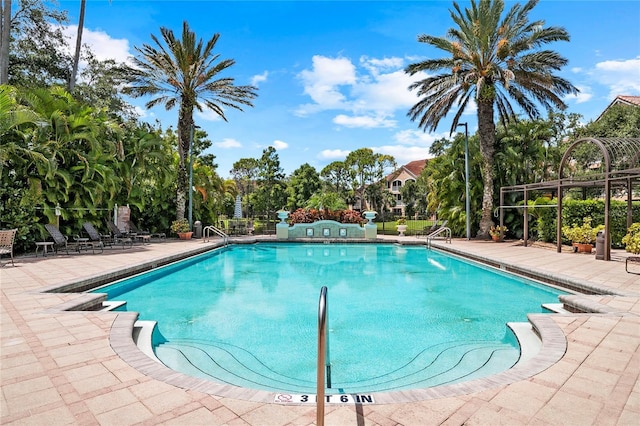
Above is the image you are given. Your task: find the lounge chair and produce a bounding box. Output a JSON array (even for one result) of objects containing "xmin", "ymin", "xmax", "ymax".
[
  {"xmin": 106, "ymin": 220, "xmax": 134, "ymax": 247},
  {"xmin": 128, "ymin": 220, "xmax": 165, "ymax": 242},
  {"xmin": 0, "ymin": 228, "xmax": 17, "ymax": 266},
  {"xmin": 44, "ymin": 224, "xmax": 103, "ymax": 254},
  {"xmin": 82, "ymin": 222, "xmax": 114, "ymax": 249}
]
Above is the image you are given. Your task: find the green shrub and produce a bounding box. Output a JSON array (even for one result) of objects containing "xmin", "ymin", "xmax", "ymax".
[{"xmin": 622, "ymin": 223, "xmax": 640, "ymax": 254}]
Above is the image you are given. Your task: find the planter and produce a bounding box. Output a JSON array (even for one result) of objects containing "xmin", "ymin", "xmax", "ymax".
[
  {"xmin": 397, "ymin": 224, "xmax": 407, "ymax": 236},
  {"xmin": 491, "ymin": 235, "xmax": 504, "ymax": 242},
  {"xmin": 277, "ymin": 210, "xmax": 289, "ymax": 223},
  {"xmin": 363, "ymin": 211, "xmax": 377, "ymax": 225},
  {"xmin": 177, "ymin": 232, "xmax": 193, "ymax": 240},
  {"xmin": 572, "ymin": 242, "xmax": 593, "ymax": 253}
]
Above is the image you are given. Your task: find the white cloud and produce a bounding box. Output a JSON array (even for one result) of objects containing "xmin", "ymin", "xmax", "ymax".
[
  {"xmin": 296, "ymin": 54, "xmax": 425, "ymax": 127},
  {"xmin": 565, "ymin": 85, "xmax": 593, "ymax": 104},
  {"xmin": 272, "ymin": 140, "xmax": 289, "ymax": 150},
  {"xmin": 251, "ymin": 71, "xmax": 268, "ymax": 86},
  {"xmin": 374, "ymin": 145, "xmax": 432, "ymax": 164},
  {"xmin": 318, "ymin": 149, "xmax": 351, "ymax": 160},
  {"xmin": 351, "ymin": 69, "xmax": 420, "ymax": 114},
  {"xmin": 61, "ymin": 25, "xmax": 132, "ymax": 64},
  {"xmin": 360, "ymin": 56, "xmax": 405, "ymax": 75},
  {"xmin": 593, "ymin": 56, "xmax": 640, "ymax": 97},
  {"xmin": 296, "ymin": 56, "xmax": 356, "ymax": 114},
  {"xmin": 133, "ymin": 105, "xmax": 148, "ymax": 118},
  {"xmin": 214, "ymin": 138, "xmax": 242, "ymax": 149},
  {"xmin": 196, "ymin": 109, "xmax": 224, "ymax": 122},
  {"xmin": 393, "ymin": 129, "xmax": 449, "ymax": 147},
  {"xmin": 333, "ymin": 114, "xmax": 396, "ymax": 128}
]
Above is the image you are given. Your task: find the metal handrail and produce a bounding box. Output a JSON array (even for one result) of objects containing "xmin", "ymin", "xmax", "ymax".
[
  {"xmin": 317, "ymin": 286, "xmax": 331, "ymax": 426},
  {"xmin": 426, "ymin": 227, "xmax": 452, "ymax": 248},
  {"xmin": 203, "ymin": 225, "xmax": 228, "ymax": 245}
]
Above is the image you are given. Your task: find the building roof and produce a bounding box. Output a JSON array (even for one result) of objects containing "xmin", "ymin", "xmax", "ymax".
[
  {"xmin": 595, "ymin": 95, "xmax": 640, "ymax": 121},
  {"xmin": 386, "ymin": 159, "xmax": 428, "ymax": 181}
]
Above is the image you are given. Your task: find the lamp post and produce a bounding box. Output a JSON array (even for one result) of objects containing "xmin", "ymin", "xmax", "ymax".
[
  {"xmin": 457, "ymin": 122, "xmax": 471, "ymax": 240},
  {"xmin": 188, "ymin": 124, "xmax": 200, "ymax": 230}
]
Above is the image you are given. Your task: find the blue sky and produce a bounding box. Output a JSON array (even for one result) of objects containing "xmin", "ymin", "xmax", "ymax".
[{"xmin": 56, "ymin": 0, "xmax": 640, "ymax": 177}]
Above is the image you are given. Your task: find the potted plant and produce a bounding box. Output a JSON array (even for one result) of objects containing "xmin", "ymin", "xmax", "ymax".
[
  {"xmin": 489, "ymin": 225, "xmax": 508, "ymax": 241},
  {"xmin": 396, "ymin": 217, "xmax": 408, "ymax": 236},
  {"xmin": 171, "ymin": 218, "xmax": 193, "ymax": 240},
  {"xmin": 562, "ymin": 217, "xmax": 604, "ymax": 253},
  {"xmin": 622, "ymin": 223, "xmax": 640, "ymax": 255}
]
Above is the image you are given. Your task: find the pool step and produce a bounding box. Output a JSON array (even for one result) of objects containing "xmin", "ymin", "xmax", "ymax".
[{"xmin": 155, "ymin": 340, "xmax": 518, "ymax": 393}]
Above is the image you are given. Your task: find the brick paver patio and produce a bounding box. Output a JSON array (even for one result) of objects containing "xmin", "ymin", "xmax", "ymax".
[{"xmin": 1, "ymin": 236, "xmax": 638, "ymax": 425}]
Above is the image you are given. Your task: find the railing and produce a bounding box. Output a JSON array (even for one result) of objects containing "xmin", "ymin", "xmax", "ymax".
[
  {"xmin": 203, "ymin": 225, "xmax": 228, "ymax": 245},
  {"xmin": 317, "ymin": 286, "xmax": 331, "ymax": 426},
  {"xmin": 426, "ymin": 227, "xmax": 452, "ymax": 248}
]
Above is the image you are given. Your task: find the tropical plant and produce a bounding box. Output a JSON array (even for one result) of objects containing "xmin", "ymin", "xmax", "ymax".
[
  {"xmin": 306, "ymin": 191, "xmax": 347, "ymax": 211},
  {"xmin": 125, "ymin": 21, "xmax": 258, "ymax": 221},
  {"xmin": 396, "ymin": 217, "xmax": 407, "ymax": 225},
  {"xmin": 405, "ymin": 0, "xmax": 577, "ymax": 237},
  {"xmin": 562, "ymin": 217, "xmax": 604, "ymax": 245},
  {"xmin": 621, "ymin": 223, "xmax": 640, "ymax": 255}
]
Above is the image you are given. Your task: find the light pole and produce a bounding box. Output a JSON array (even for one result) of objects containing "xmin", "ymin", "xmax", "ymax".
[
  {"xmin": 458, "ymin": 122, "xmax": 471, "ymax": 240},
  {"xmin": 188, "ymin": 124, "xmax": 200, "ymax": 230}
]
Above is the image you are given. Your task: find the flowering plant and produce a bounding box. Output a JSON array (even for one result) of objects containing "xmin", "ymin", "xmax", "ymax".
[
  {"xmin": 170, "ymin": 218, "xmax": 190, "ymax": 233},
  {"xmin": 396, "ymin": 217, "xmax": 407, "ymax": 225},
  {"xmin": 489, "ymin": 225, "xmax": 508, "ymax": 237}
]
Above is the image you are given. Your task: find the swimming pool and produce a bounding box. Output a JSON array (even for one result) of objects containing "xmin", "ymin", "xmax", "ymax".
[{"xmin": 96, "ymin": 243, "xmax": 565, "ymax": 394}]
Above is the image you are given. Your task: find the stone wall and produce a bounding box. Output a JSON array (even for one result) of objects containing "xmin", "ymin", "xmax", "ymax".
[{"xmin": 283, "ymin": 220, "xmax": 366, "ymax": 239}]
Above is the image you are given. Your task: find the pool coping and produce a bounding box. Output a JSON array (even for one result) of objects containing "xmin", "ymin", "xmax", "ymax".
[{"xmin": 33, "ymin": 239, "xmax": 591, "ymax": 405}]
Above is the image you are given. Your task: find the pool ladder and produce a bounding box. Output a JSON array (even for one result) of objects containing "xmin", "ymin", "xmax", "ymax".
[
  {"xmin": 203, "ymin": 225, "xmax": 229, "ymax": 245},
  {"xmin": 317, "ymin": 286, "xmax": 331, "ymax": 426}
]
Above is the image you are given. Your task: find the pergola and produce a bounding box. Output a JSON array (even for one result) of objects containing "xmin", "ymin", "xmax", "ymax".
[{"xmin": 499, "ymin": 137, "xmax": 640, "ymax": 261}]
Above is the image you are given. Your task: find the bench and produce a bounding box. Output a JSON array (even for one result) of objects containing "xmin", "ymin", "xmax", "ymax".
[{"xmin": 626, "ymin": 256, "xmax": 640, "ymax": 274}]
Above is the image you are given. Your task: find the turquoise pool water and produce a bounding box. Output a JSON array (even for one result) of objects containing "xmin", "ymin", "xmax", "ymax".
[{"xmin": 96, "ymin": 243, "xmax": 564, "ymax": 394}]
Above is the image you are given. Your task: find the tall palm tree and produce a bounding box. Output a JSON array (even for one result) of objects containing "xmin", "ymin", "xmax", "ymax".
[
  {"xmin": 68, "ymin": 0, "xmax": 86, "ymax": 92},
  {"xmin": 405, "ymin": 0, "xmax": 577, "ymax": 237},
  {"xmin": 125, "ymin": 21, "xmax": 258, "ymax": 221}
]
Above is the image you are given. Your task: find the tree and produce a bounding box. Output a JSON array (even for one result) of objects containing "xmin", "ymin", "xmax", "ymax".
[
  {"xmin": 286, "ymin": 163, "xmax": 321, "ymax": 211},
  {"xmin": 575, "ymin": 104, "xmax": 640, "ymax": 138},
  {"xmin": 68, "ymin": 0, "xmax": 85, "ymax": 92},
  {"xmin": 6, "ymin": 0, "xmax": 71, "ymax": 87},
  {"xmin": 125, "ymin": 21, "xmax": 258, "ymax": 222},
  {"xmin": 320, "ymin": 160, "xmax": 355, "ymax": 206},
  {"xmin": 405, "ymin": 0, "xmax": 577, "ymax": 237},
  {"xmin": 1, "ymin": 0, "xmax": 10, "ymax": 84},
  {"xmin": 231, "ymin": 157, "xmax": 260, "ymax": 217},
  {"xmin": 345, "ymin": 148, "xmax": 395, "ymax": 211},
  {"xmin": 253, "ymin": 146, "xmax": 286, "ymax": 222}
]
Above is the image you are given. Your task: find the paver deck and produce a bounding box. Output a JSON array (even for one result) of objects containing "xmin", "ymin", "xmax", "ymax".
[{"xmin": 1, "ymin": 236, "xmax": 639, "ymax": 425}]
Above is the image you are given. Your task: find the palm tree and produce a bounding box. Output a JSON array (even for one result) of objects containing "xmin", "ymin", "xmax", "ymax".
[
  {"xmin": 125, "ymin": 21, "xmax": 258, "ymax": 221},
  {"xmin": 405, "ymin": 0, "xmax": 577, "ymax": 237},
  {"xmin": 68, "ymin": 0, "xmax": 86, "ymax": 92}
]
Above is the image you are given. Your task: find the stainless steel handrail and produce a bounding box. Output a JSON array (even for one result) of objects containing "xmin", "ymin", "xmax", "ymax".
[
  {"xmin": 203, "ymin": 225, "xmax": 228, "ymax": 245},
  {"xmin": 317, "ymin": 286, "xmax": 331, "ymax": 426},
  {"xmin": 426, "ymin": 227, "xmax": 452, "ymax": 248}
]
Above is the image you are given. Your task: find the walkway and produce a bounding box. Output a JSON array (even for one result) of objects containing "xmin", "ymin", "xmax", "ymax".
[{"xmin": 1, "ymin": 237, "xmax": 638, "ymax": 425}]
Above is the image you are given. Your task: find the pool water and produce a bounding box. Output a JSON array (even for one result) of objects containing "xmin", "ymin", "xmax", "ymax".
[{"xmin": 97, "ymin": 243, "xmax": 564, "ymax": 393}]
